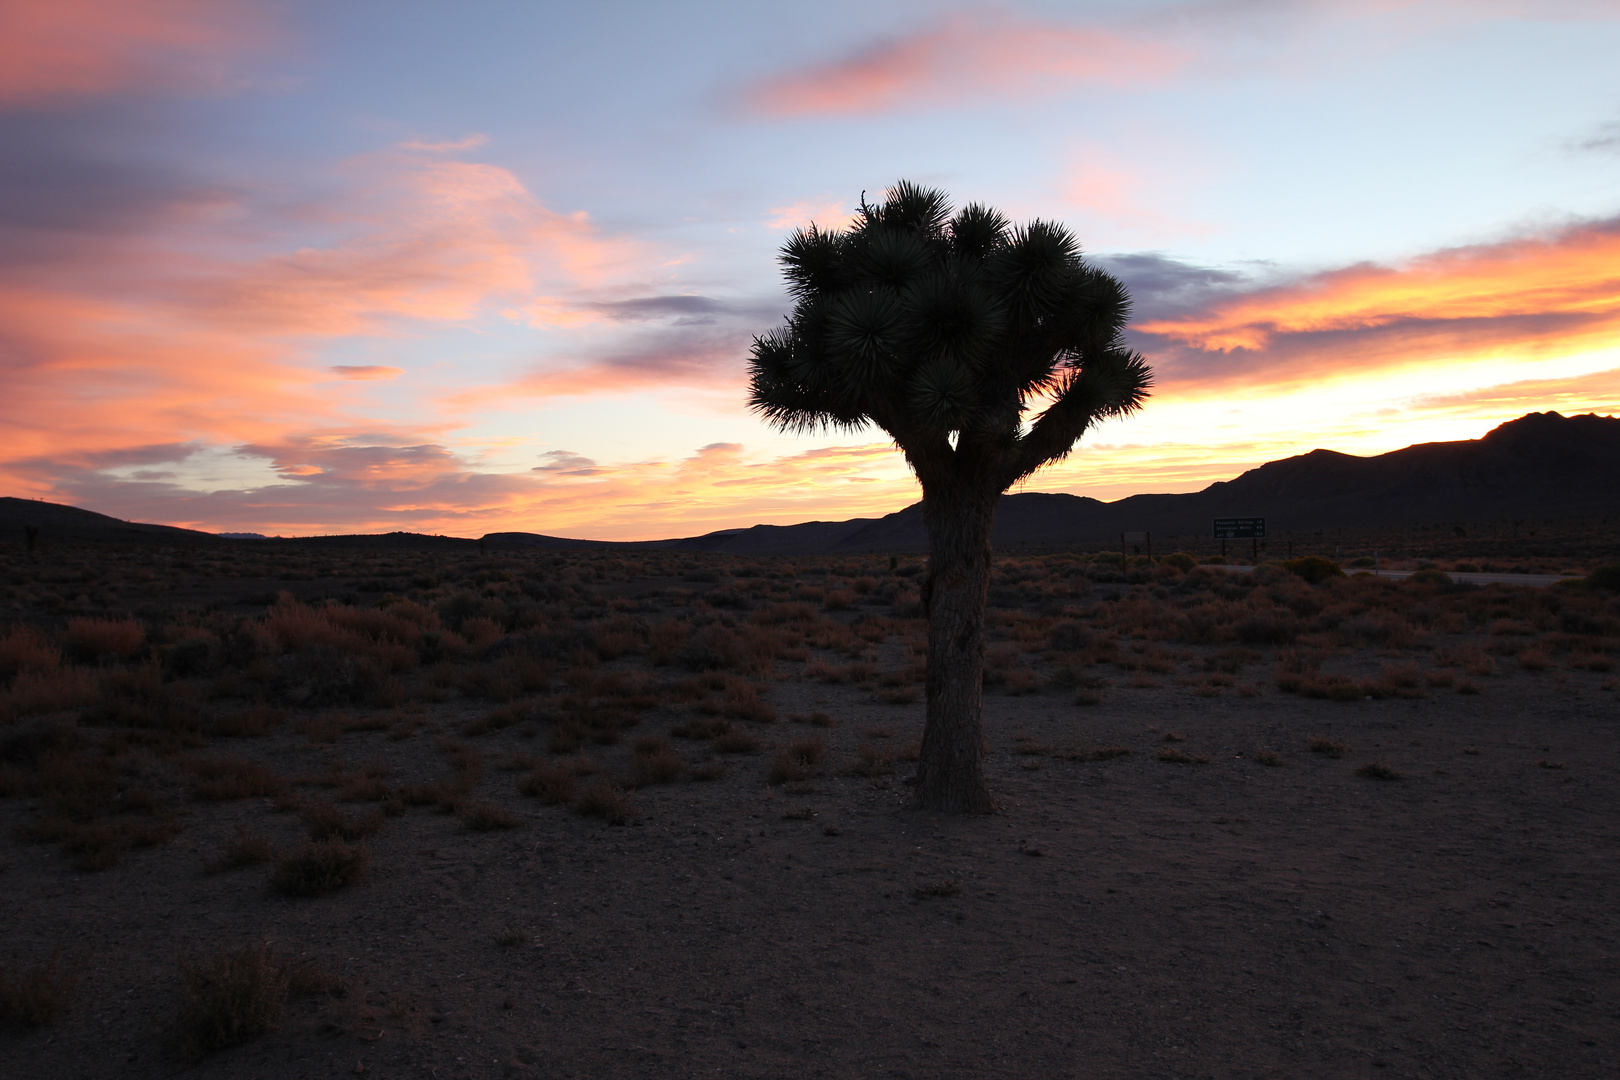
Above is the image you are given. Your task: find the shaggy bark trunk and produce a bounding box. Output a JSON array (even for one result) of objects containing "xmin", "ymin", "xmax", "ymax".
[{"xmin": 914, "ymin": 483, "xmax": 998, "ymax": 813}]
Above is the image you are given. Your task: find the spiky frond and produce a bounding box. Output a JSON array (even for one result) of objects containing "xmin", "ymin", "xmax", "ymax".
[{"xmin": 748, "ymin": 180, "xmax": 1151, "ymax": 491}]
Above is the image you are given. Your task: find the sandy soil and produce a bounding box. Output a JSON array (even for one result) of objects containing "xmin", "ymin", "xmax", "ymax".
[{"xmin": 4, "ymin": 629, "xmax": 1616, "ymax": 1080}]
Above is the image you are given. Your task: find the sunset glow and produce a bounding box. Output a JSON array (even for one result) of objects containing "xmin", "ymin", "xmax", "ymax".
[{"xmin": 2, "ymin": 1, "xmax": 1618, "ymax": 540}]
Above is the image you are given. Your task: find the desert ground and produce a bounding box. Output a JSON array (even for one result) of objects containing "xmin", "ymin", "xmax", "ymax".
[{"xmin": 1, "ymin": 540, "xmax": 1617, "ymax": 1079}]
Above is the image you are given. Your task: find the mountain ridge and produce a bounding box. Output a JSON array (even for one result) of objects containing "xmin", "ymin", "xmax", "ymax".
[{"xmin": 4, "ymin": 411, "xmax": 1616, "ymax": 553}]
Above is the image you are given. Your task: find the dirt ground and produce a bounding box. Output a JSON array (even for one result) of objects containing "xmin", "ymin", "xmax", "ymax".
[{"xmin": 2, "ymin": 549, "xmax": 1617, "ymax": 1079}]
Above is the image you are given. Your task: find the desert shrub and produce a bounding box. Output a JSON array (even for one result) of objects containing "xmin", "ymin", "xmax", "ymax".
[
  {"xmin": 0, "ymin": 666, "xmax": 99, "ymax": 721},
  {"xmin": 206, "ymin": 825, "xmax": 277, "ymax": 873},
  {"xmin": 171, "ymin": 943, "xmax": 289, "ymax": 1060},
  {"xmin": 631, "ymin": 736, "xmax": 684, "ymax": 786},
  {"xmin": 0, "ymin": 954, "xmax": 76, "ymax": 1028},
  {"xmin": 1585, "ymin": 564, "xmax": 1620, "ymax": 592},
  {"xmin": 516, "ymin": 764, "xmax": 576, "ymax": 804},
  {"xmin": 852, "ymin": 743, "xmax": 895, "ymax": 776},
  {"xmin": 0, "ymin": 625, "xmax": 59, "ymax": 680},
  {"xmin": 1362, "ymin": 664, "xmax": 1425, "ymax": 700},
  {"xmin": 273, "ymin": 646, "xmax": 383, "ymax": 706},
  {"xmin": 298, "ymin": 799, "xmax": 382, "ymax": 841},
  {"xmin": 677, "ymin": 625, "xmax": 748, "ymax": 672},
  {"xmin": 713, "ymin": 729, "xmax": 763, "ymax": 754},
  {"xmin": 186, "ymin": 756, "xmax": 288, "ymax": 801},
  {"xmin": 1407, "ymin": 569, "xmax": 1452, "ymax": 586},
  {"xmin": 1306, "ymin": 736, "xmax": 1348, "ymax": 758},
  {"xmin": 203, "ymin": 704, "xmax": 283, "ymax": 737},
  {"xmin": 1046, "ymin": 620, "xmax": 1091, "ymax": 651},
  {"xmin": 270, "ymin": 840, "xmax": 368, "ymax": 896},
  {"xmin": 722, "ymin": 680, "xmax": 776, "ymax": 722},
  {"xmin": 62, "ymin": 617, "xmax": 145, "ymax": 662},
  {"xmin": 1356, "ymin": 762, "xmax": 1403, "ymax": 780},
  {"xmin": 1160, "ymin": 551, "xmax": 1198, "ymax": 572},
  {"xmin": 458, "ymin": 800, "xmax": 523, "ymax": 831},
  {"xmin": 768, "ymin": 738, "xmax": 824, "ymax": 784},
  {"xmin": 573, "ymin": 779, "xmax": 632, "ymax": 824},
  {"xmin": 1282, "ymin": 557, "xmax": 1345, "ymax": 584}
]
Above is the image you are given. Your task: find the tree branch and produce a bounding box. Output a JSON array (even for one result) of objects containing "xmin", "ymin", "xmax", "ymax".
[{"xmin": 994, "ymin": 348, "xmax": 1151, "ymax": 490}]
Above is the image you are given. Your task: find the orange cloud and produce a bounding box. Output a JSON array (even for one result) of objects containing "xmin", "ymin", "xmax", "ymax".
[
  {"xmin": 1130, "ymin": 217, "xmax": 1620, "ymax": 389},
  {"xmin": 745, "ymin": 12, "xmax": 1187, "ymax": 117},
  {"xmin": 0, "ymin": 0, "xmax": 273, "ymax": 105},
  {"xmin": 328, "ymin": 366, "xmax": 403, "ymax": 381}
]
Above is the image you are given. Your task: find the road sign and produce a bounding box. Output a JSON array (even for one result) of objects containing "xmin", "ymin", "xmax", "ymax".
[{"xmin": 1213, "ymin": 517, "xmax": 1266, "ymax": 539}]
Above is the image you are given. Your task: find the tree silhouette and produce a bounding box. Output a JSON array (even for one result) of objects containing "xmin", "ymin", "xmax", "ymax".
[{"xmin": 749, "ymin": 181, "xmax": 1152, "ymax": 812}]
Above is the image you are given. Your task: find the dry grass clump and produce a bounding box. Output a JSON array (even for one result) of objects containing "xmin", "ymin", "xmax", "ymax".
[
  {"xmin": 203, "ymin": 704, "xmax": 283, "ymax": 737},
  {"xmin": 270, "ymin": 840, "xmax": 369, "ymax": 896},
  {"xmin": 1252, "ymin": 749, "xmax": 1285, "ymax": 766},
  {"xmin": 0, "ymin": 666, "xmax": 101, "ymax": 721},
  {"xmin": 458, "ymin": 800, "xmax": 523, "ymax": 831},
  {"xmin": 1156, "ymin": 747, "xmax": 1211, "ymax": 764},
  {"xmin": 170, "ymin": 943, "xmax": 339, "ymax": 1061},
  {"xmin": 0, "ymin": 954, "xmax": 76, "ymax": 1028},
  {"xmin": 516, "ymin": 763, "xmax": 576, "ymax": 804},
  {"xmin": 0, "ymin": 625, "xmax": 59, "ymax": 679},
  {"xmin": 852, "ymin": 743, "xmax": 896, "ymax": 776},
  {"xmin": 629, "ymin": 735, "xmax": 684, "ymax": 787},
  {"xmin": 713, "ymin": 729, "xmax": 764, "ymax": 754},
  {"xmin": 1054, "ymin": 742, "xmax": 1131, "ymax": 762},
  {"xmin": 297, "ymin": 798, "xmax": 383, "ymax": 841},
  {"xmin": 186, "ymin": 755, "xmax": 288, "ymax": 800},
  {"xmin": 62, "ymin": 616, "xmax": 146, "ymax": 661},
  {"xmin": 769, "ymin": 737, "xmax": 825, "ymax": 784},
  {"xmin": 573, "ymin": 779, "xmax": 633, "ymax": 825},
  {"xmin": 1356, "ymin": 761, "xmax": 1403, "ymax": 780},
  {"xmin": 1306, "ymin": 736, "xmax": 1348, "ymax": 758},
  {"xmin": 205, "ymin": 825, "xmax": 277, "ymax": 873}
]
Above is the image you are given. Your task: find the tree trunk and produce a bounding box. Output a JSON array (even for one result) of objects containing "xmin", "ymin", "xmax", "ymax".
[{"xmin": 914, "ymin": 483, "xmax": 998, "ymax": 813}]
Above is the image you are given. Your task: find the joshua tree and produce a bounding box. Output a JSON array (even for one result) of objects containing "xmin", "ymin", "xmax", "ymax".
[{"xmin": 748, "ymin": 181, "xmax": 1151, "ymax": 812}]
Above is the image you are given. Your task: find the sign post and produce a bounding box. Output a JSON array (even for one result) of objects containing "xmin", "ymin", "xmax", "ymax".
[
  {"xmin": 1121, "ymin": 530, "xmax": 1150, "ymax": 563},
  {"xmin": 1213, "ymin": 517, "xmax": 1266, "ymax": 563}
]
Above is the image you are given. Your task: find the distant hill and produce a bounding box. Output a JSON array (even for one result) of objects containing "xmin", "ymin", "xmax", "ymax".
[
  {"xmin": 5, "ymin": 411, "xmax": 1616, "ymax": 555},
  {"xmin": 0, "ymin": 497, "xmax": 220, "ymax": 546},
  {"xmin": 649, "ymin": 410, "xmax": 1620, "ymax": 554}
]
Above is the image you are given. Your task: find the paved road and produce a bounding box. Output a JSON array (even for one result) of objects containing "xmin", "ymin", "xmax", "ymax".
[{"xmin": 1222, "ymin": 565, "xmax": 1580, "ymax": 588}]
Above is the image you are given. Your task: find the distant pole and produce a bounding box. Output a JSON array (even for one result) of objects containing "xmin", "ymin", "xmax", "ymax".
[
  {"xmin": 1146, "ymin": 532, "xmax": 1153, "ymax": 563},
  {"xmin": 1252, "ymin": 537, "xmax": 1258, "ymax": 563},
  {"xmin": 24, "ymin": 524, "xmax": 38, "ymax": 554},
  {"xmin": 1374, "ymin": 548, "xmax": 1379, "ymax": 575},
  {"xmin": 1119, "ymin": 532, "xmax": 1125, "ymax": 564},
  {"xmin": 1220, "ymin": 539, "xmax": 1226, "ymax": 559}
]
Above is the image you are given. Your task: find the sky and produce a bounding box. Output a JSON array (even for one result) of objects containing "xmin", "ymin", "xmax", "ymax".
[{"xmin": 2, "ymin": 0, "xmax": 1618, "ymax": 540}]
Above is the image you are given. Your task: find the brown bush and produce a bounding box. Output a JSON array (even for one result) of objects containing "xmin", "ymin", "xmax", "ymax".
[
  {"xmin": 1306, "ymin": 736, "xmax": 1348, "ymax": 758},
  {"xmin": 205, "ymin": 825, "xmax": 277, "ymax": 873},
  {"xmin": 722, "ymin": 680, "xmax": 776, "ymax": 723},
  {"xmin": 573, "ymin": 779, "xmax": 632, "ymax": 824},
  {"xmin": 203, "ymin": 704, "xmax": 283, "ymax": 737},
  {"xmin": 171, "ymin": 943, "xmax": 287, "ymax": 1060},
  {"xmin": 0, "ymin": 625, "xmax": 59, "ymax": 680},
  {"xmin": 0, "ymin": 667, "xmax": 99, "ymax": 721},
  {"xmin": 516, "ymin": 764, "xmax": 576, "ymax": 804},
  {"xmin": 0, "ymin": 954, "xmax": 76, "ymax": 1027},
  {"xmin": 270, "ymin": 840, "xmax": 368, "ymax": 896},
  {"xmin": 852, "ymin": 743, "xmax": 895, "ymax": 776},
  {"xmin": 769, "ymin": 738, "xmax": 824, "ymax": 784},
  {"xmin": 63, "ymin": 617, "xmax": 145, "ymax": 661},
  {"xmin": 713, "ymin": 729, "xmax": 763, "ymax": 754},
  {"xmin": 187, "ymin": 756, "xmax": 288, "ymax": 801},
  {"xmin": 631, "ymin": 736, "xmax": 684, "ymax": 786},
  {"xmin": 298, "ymin": 799, "xmax": 382, "ymax": 841},
  {"xmin": 458, "ymin": 800, "xmax": 523, "ymax": 831}
]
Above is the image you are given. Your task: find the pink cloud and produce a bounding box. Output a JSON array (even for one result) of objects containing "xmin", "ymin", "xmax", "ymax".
[
  {"xmin": 0, "ymin": 0, "xmax": 275, "ymax": 106},
  {"xmin": 744, "ymin": 12, "xmax": 1188, "ymax": 117}
]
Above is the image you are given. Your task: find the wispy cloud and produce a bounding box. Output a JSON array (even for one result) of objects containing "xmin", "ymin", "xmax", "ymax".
[
  {"xmin": 1123, "ymin": 215, "xmax": 1620, "ymax": 389},
  {"xmin": 742, "ymin": 11, "xmax": 1187, "ymax": 118},
  {"xmin": 0, "ymin": 0, "xmax": 276, "ymax": 106}
]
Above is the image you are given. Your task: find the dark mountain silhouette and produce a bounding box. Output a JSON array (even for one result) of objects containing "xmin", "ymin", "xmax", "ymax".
[
  {"xmin": 652, "ymin": 411, "xmax": 1620, "ymax": 554},
  {"xmin": 0, "ymin": 497, "xmax": 221, "ymax": 546},
  {"xmin": 5, "ymin": 412, "xmax": 1616, "ymax": 554}
]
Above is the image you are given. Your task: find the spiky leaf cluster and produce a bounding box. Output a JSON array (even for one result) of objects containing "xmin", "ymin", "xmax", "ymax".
[{"xmin": 749, "ymin": 181, "xmax": 1150, "ymax": 487}]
